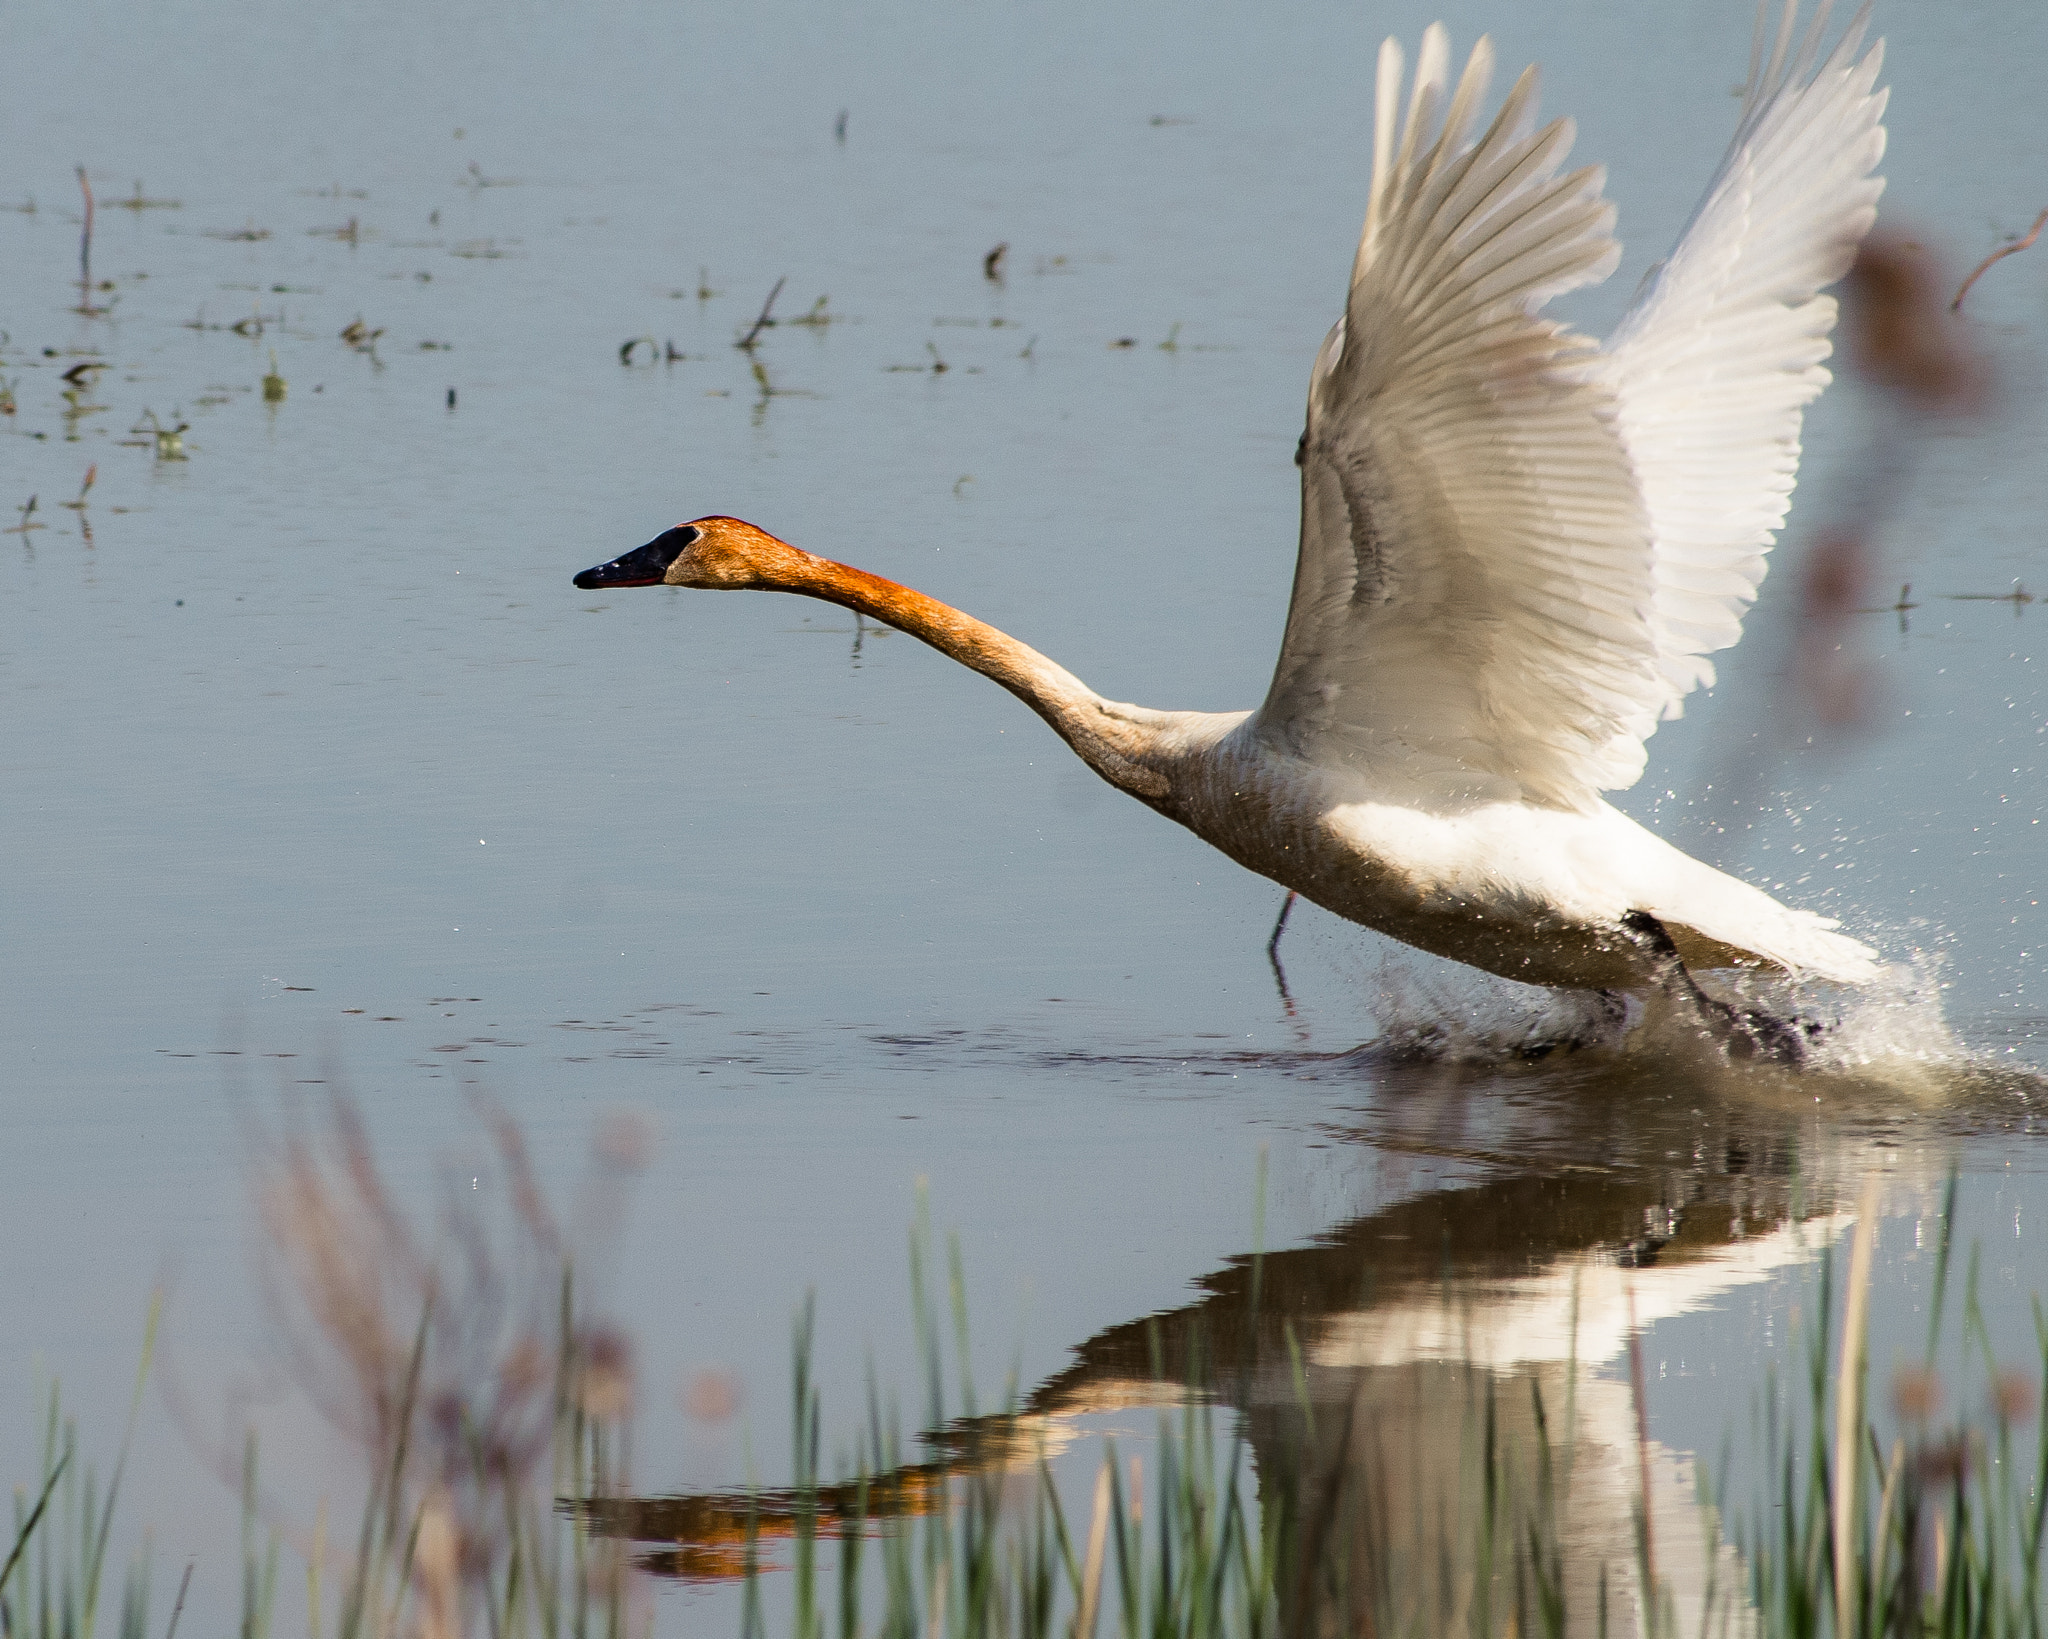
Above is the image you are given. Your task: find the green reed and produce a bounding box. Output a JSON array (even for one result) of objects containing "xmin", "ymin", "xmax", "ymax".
[
  {"xmin": 2, "ymin": 1295, "xmax": 158, "ymax": 1639},
  {"xmin": 1731, "ymin": 1175, "xmax": 2048, "ymax": 1639}
]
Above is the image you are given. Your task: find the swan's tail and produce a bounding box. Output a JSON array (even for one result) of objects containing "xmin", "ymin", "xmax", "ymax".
[{"xmin": 1671, "ymin": 899, "xmax": 1882, "ymax": 987}]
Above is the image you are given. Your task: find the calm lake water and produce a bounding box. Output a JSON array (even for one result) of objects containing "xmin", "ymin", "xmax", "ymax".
[{"xmin": 5, "ymin": 0, "xmax": 2046, "ymax": 1631}]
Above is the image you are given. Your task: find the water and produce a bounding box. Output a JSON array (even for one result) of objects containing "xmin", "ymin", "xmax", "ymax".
[{"xmin": 4, "ymin": 0, "xmax": 2046, "ymax": 1631}]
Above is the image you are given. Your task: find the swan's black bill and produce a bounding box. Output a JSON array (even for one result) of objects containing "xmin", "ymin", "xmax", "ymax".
[{"xmin": 573, "ymin": 527, "xmax": 696, "ymax": 589}]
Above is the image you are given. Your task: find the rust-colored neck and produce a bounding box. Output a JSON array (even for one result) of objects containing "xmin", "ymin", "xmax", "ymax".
[{"xmin": 767, "ymin": 552, "xmax": 1172, "ymax": 801}]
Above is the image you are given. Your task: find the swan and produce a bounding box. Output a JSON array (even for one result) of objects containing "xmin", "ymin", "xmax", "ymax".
[{"xmin": 576, "ymin": 3, "xmax": 1889, "ymax": 1061}]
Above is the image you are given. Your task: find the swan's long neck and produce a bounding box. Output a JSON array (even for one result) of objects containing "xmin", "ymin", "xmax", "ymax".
[{"xmin": 764, "ymin": 552, "xmax": 1175, "ymax": 801}]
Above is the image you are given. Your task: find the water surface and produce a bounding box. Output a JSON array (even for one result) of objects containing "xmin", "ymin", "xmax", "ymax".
[{"xmin": 4, "ymin": 0, "xmax": 2046, "ymax": 1630}]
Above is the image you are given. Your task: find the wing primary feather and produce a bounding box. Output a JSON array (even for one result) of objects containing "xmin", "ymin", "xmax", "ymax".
[
  {"xmin": 1761, "ymin": 0, "xmax": 1799, "ymax": 100},
  {"xmin": 1363, "ymin": 36, "xmax": 1405, "ymax": 269},
  {"xmin": 1418, "ymin": 37, "xmax": 1495, "ymax": 199},
  {"xmin": 1790, "ymin": 0, "xmax": 1836, "ymax": 83},
  {"xmin": 1384, "ymin": 108, "xmax": 1575, "ymax": 318},
  {"xmin": 1397, "ymin": 23, "xmax": 1452, "ymax": 185},
  {"xmin": 1746, "ymin": 0, "xmax": 1769, "ymax": 104}
]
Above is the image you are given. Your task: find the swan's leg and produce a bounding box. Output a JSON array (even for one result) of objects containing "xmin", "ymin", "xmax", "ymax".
[
  {"xmin": 1267, "ymin": 891, "xmax": 1296, "ymax": 960},
  {"xmin": 1621, "ymin": 912, "xmax": 1811, "ymax": 1067},
  {"xmin": 1267, "ymin": 891, "xmax": 1298, "ymax": 1018}
]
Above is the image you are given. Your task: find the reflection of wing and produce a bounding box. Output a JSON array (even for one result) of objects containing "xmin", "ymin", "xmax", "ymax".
[
  {"xmin": 1596, "ymin": 4, "xmax": 1887, "ymax": 721},
  {"xmin": 1259, "ymin": 8, "xmax": 1885, "ymax": 814}
]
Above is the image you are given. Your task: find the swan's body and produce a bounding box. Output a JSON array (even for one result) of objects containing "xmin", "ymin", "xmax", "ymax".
[{"xmin": 577, "ymin": 4, "xmax": 1890, "ymax": 1014}]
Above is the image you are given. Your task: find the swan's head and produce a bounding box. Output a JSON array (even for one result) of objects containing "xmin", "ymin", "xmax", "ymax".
[{"xmin": 572, "ymin": 516, "xmax": 804, "ymax": 591}]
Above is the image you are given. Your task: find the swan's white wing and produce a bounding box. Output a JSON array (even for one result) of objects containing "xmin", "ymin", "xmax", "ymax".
[
  {"xmin": 1259, "ymin": 10, "xmax": 1886, "ymax": 812},
  {"xmin": 1595, "ymin": 1, "xmax": 1887, "ymax": 727},
  {"xmin": 1258, "ymin": 29, "xmax": 1661, "ymax": 813}
]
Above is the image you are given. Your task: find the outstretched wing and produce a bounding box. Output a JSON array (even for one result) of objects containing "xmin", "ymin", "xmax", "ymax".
[
  {"xmin": 1257, "ymin": 27, "xmax": 1657, "ymax": 812},
  {"xmin": 1257, "ymin": 7, "xmax": 1885, "ymax": 813},
  {"xmin": 1595, "ymin": 1, "xmax": 1887, "ymax": 717}
]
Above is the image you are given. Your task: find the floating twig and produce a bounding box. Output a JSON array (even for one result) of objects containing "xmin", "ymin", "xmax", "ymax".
[
  {"xmin": 6, "ymin": 495, "xmax": 44, "ymax": 536},
  {"xmin": 76, "ymin": 165, "xmax": 92, "ymax": 291},
  {"xmin": 129, "ymin": 409, "xmax": 190, "ymax": 460},
  {"xmin": 59, "ymin": 370, "xmax": 108, "ymax": 438},
  {"xmin": 63, "ymin": 465, "xmax": 96, "ymax": 544},
  {"xmin": 1948, "ymin": 581, "xmax": 2033, "ymax": 609},
  {"xmin": 1852, "ymin": 582, "xmax": 1918, "ymax": 634},
  {"xmin": 339, "ymin": 316, "xmax": 385, "ymax": 354},
  {"xmin": 115, "ymin": 180, "xmax": 180, "ymax": 211},
  {"xmin": 736, "ymin": 277, "xmax": 786, "ymax": 350},
  {"xmin": 1950, "ymin": 208, "xmax": 2048, "ymax": 314},
  {"xmin": 747, "ymin": 357, "xmax": 813, "ymax": 425},
  {"xmin": 73, "ymin": 165, "xmax": 110, "ymax": 317}
]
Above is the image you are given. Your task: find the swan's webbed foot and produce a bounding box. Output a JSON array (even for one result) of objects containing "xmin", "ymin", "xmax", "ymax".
[{"xmin": 1622, "ymin": 911, "xmax": 1821, "ymax": 1067}]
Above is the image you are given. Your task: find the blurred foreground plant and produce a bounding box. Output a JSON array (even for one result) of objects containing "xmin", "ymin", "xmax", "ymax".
[{"xmin": 250, "ymin": 1096, "xmax": 649, "ymax": 1639}]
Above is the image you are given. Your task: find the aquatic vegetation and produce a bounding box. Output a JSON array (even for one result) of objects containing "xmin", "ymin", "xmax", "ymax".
[
  {"xmin": 608, "ymin": 1180, "xmax": 2048, "ymax": 1638},
  {"xmin": 1, "ymin": 1301, "xmax": 158, "ymax": 1639},
  {"xmin": 9, "ymin": 1130, "xmax": 2048, "ymax": 1639},
  {"xmin": 7, "ymin": 1104, "xmax": 641, "ymax": 1639}
]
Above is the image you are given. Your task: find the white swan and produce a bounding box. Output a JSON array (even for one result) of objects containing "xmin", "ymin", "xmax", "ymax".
[{"xmin": 577, "ymin": 3, "xmax": 1889, "ymax": 1058}]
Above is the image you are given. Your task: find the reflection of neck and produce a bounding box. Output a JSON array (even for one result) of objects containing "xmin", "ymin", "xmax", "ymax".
[{"xmin": 770, "ymin": 553, "xmax": 1174, "ymax": 801}]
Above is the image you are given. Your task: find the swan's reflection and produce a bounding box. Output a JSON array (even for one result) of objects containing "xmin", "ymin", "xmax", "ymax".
[{"xmin": 591, "ymin": 1053, "xmax": 1970, "ymax": 1634}]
